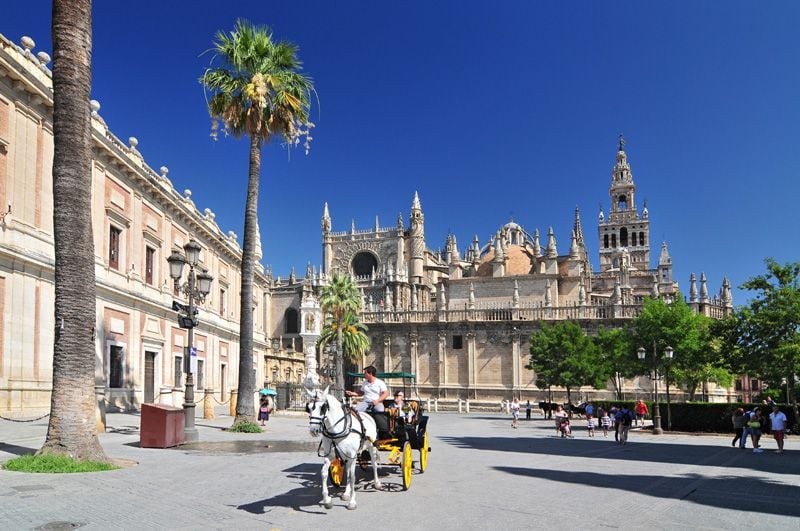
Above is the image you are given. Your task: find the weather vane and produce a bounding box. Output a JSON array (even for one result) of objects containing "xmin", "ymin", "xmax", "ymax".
[{"xmin": 618, "ymin": 133, "xmax": 626, "ymax": 151}]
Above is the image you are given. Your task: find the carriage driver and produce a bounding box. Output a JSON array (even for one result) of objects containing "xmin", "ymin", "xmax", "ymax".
[{"xmin": 346, "ymin": 365, "xmax": 389, "ymax": 413}]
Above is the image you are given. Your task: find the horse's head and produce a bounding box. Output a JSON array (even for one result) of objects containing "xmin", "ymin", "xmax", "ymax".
[{"xmin": 305, "ymin": 386, "xmax": 331, "ymax": 437}]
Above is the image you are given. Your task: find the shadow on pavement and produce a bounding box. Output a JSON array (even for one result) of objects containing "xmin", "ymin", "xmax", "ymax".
[
  {"xmin": 439, "ymin": 435, "xmax": 798, "ymax": 475},
  {"xmin": 0, "ymin": 442, "xmax": 37, "ymax": 456},
  {"xmin": 494, "ymin": 466, "xmax": 800, "ymax": 517},
  {"xmin": 236, "ymin": 461, "xmax": 399, "ymax": 515}
]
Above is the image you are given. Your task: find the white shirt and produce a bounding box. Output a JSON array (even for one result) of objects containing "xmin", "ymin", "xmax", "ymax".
[
  {"xmin": 394, "ymin": 400, "xmax": 415, "ymax": 421},
  {"xmin": 770, "ymin": 411, "xmax": 787, "ymax": 431},
  {"xmin": 359, "ymin": 378, "xmax": 387, "ymax": 412}
]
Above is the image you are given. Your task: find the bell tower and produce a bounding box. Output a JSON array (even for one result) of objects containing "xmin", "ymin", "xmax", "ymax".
[{"xmin": 598, "ymin": 136, "xmax": 650, "ymax": 272}]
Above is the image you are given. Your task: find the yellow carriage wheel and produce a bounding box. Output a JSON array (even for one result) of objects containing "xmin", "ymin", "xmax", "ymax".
[
  {"xmin": 402, "ymin": 441, "xmax": 413, "ymax": 490},
  {"xmin": 329, "ymin": 458, "xmax": 345, "ymax": 487},
  {"xmin": 419, "ymin": 430, "xmax": 429, "ymax": 472},
  {"xmin": 388, "ymin": 447, "xmax": 401, "ymax": 465}
]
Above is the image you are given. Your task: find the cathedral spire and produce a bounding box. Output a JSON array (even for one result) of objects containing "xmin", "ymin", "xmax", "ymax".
[
  {"xmin": 689, "ymin": 273, "xmax": 698, "ymax": 302},
  {"xmin": 545, "ymin": 227, "xmax": 558, "ymax": 258},
  {"xmin": 699, "ymin": 272, "xmax": 709, "ymax": 302},
  {"xmin": 569, "ymin": 230, "xmax": 580, "ymax": 259},
  {"xmin": 532, "ymin": 228, "xmax": 541, "ymax": 257},
  {"xmin": 411, "ymin": 190, "xmax": 422, "ymax": 212},
  {"xmin": 322, "ymin": 202, "xmax": 331, "ymax": 232},
  {"xmin": 573, "ymin": 206, "xmax": 585, "ymax": 247},
  {"xmin": 659, "ymin": 241, "xmax": 672, "ymax": 266}
]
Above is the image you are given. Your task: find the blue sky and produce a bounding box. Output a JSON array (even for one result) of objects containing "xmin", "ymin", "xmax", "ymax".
[{"xmin": 4, "ymin": 2, "xmax": 800, "ymax": 304}]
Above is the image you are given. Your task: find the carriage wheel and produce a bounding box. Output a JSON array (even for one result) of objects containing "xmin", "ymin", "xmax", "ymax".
[
  {"xmin": 418, "ymin": 430, "xmax": 429, "ymax": 472},
  {"xmin": 401, "ymin": 441, "xmax": 413, "ymax": 491},
  {"xmin": 329, "ymin": 458, "xmax": 345, "ymax": 487}
]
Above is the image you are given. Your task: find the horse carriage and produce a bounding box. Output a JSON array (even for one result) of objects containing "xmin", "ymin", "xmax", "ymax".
[{"xmin": 306, "ymin": 372, "xmax": 430, "ymax": 509}]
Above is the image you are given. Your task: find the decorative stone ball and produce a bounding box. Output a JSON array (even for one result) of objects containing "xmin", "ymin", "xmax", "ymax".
[
  {"xmin": 90, "ymin": 100, "xmax": 101, "ymax": 113},
  {"xmin": 128, "ymin": 137, "xmax": 138, "ymax": 148},
  {"xmin": 36, "ymin": 51, "xmax": 50, "ymax": 65},
  {"xmin": 21, "ymin": 36, "xmax": 35, "ymax": 50},
  {"xmin": 159, "ymin": 166, "xmax": 169, "ymax": 176}
]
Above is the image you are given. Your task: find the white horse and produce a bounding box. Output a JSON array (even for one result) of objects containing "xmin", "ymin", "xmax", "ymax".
[{"xmin": 306, "ymin": 387, "xmax": 382, "ymax": 510}]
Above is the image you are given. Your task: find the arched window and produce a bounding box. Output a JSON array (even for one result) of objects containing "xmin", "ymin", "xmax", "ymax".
[
  {"xmin": 639, "ymin": 232, "xmax": 645, "ymax": 246},
  {"xmin": 611, "ymin": 234, "xmax": 617, "ymax": 248},
  {"xmin": 618, "ymin": 194, "xmax": 627, "ymax": 210},
  {"xmin": 620, "ymin": 227, "xmax": 628, "ymax": 247},
  {"xmin": 351, "ymin": 251, "xmax": 378, "ymax": 277},
  {"xmin": 284, "ymin": 308, "xmax": 299, "ymax": 334},
  {"xmin": 604, "ymin": 234, "xmax": 609, "ymax": 248}
]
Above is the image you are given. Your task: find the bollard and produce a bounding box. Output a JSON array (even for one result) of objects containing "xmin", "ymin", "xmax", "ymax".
[
  {"xmin": 203, "ymin": 388, "xmax": 215, "ymax": 419},
  {"xmin": 466, "ymin": 398, "xmax": 471, "ymax": 413},
  {"xmin": 434, "ymin": 398, "xmax": 439, "ymax": 412},
  {"xmin": 427, "ymin": 397, "xmax": 432, "ymax": 413},
  {"xmin": 505, "ymin": 400, "xmax": 510, "ymax": 414},
  {"xmin": 458, "ymin": 398, "xmax": 463, "ymax": 413},
  {"xmin": 229, "ymin": 389, "xmax": 238, "ymax": 417}
]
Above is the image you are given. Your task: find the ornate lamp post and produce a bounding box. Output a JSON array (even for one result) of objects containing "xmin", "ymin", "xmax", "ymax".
[
  {"xmin": 167, "ymin": 239, "xmax": 213, "ymax": 443},
  {"xmin": 637, "ymin": 342, "xmax": 673, "ymax": 435}
]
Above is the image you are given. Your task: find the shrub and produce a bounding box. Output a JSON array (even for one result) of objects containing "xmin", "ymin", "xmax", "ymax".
[
  {"xmin": 2, "ymin": 454, "xmax": 118, "ymax": 473},
  {"xmin": 227, "ymin": 421, "xmax": 262, "ymax": 433}
]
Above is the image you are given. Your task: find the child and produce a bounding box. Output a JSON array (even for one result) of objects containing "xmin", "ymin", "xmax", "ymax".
[
  {"xmin": 600, "ymin": 411, "xmax": 611, "ymax": 437},
  {"xmin": 559, "ymin": 416, "xmax": 574, "ymax": 438},
  {"xmin": 258, "ymin": 396, "xmax": 270, "ymax": 426},
  {"xmin": 586, "ymin": 415, "xmax": 596, "ymax": 437}
]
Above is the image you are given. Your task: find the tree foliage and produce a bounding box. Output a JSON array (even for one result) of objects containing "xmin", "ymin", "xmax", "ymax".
[
  {"xmin": 319, "ymin": 311, "xmax": 370, "ymax": 364},
  {"xmin": 593, "ymin": 326, "xmax": 635, "ymax": 400},
  {"xmin": 729, "ymin": 259, "xmax": 800, "ymax": 418},
  {"xmin": 319, "ymin": 272, "xmax": 362, "ymax": 395}
]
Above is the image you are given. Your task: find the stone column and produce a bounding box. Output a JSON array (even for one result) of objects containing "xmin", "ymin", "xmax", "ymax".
[
  {"xmin": 512, "ymin": 328, "xmax": 521, "ymax": 390},
  {"xmin": 466, "ymin": 331, "xmax": 476, "ymax": 393},
  {"xmin": 229, "ymin": 389, "xmax": 237, "ymax": 417},
  {"xmin": 203, "ymin": 388, "xmax": 215, "ymax": 419},
  {"xmin": 300, "ymin": 291, "xmax": 322, "ymax": 387},
  {"xmin": 437, "ymin": 331, "xmax": 447, "ymax": 394},
  {"xmin": 383, "ymin": 334, "xmax": 392, "ymax": 372}
]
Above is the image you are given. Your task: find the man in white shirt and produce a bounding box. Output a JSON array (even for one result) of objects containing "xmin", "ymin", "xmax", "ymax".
[
  {"xmin": 769, "ymin": 404, "xmax": 788, "ymax": 453},
  {"xmin": 346, "ymin": 365, "xmax": 389, "ymax": 413}
]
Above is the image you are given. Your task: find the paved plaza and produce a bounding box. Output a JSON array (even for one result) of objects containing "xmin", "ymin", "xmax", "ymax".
[{"xmin": 1, "ymin": 412, "xmax": 798, "ymax": 530}]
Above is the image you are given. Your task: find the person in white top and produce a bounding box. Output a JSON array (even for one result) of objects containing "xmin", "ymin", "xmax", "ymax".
[
  {"xmin": 511, "ymin": 399, "xmax": 521, "ymax": 429},
  {"xmin": 346, "ymin": 365, "xmax": 389, "ymax": 413},
  {"xmin": 769, "ymin": 404, "xmax": 788, "ymax": 453}
]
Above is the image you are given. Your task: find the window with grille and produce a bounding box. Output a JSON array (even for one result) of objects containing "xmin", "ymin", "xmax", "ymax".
[
  {"xmin": 109, "ymin": 345, "xmax": 124, "ymax": 388},
  {"xmin": 109, "ymin": 226, "xmax": 121, "ymax": 269},
  {"xmin": 145, "ymin": 246, "xmax": 155, "ymax": 285}
]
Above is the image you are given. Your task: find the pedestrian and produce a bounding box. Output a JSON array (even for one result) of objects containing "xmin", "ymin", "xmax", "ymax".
[
  {"xmin": 610, "ymin": 405, "xmax": 620, "ymax": 442},
  {"xmin": 731, "ymin": 408, "xmax": 745, "ymax": 447},
  {"xmin": 748, "ymin": 408, "xmax": 764, "ymax": 453},
  {"xmin": 525, "ymin": 400, "xmax": 532, "ymax": 420},
  {"xmin": 258, "ymin": 396, "xmax": 270, "ymax": 426},
  {"xmin": 740, "ymin": 407, "xmax": 755, "ymax": 449},
  {"xmin": 511, "ymin": 398, "xmax": 520, "ymax": 429},
  {"xmin": 766, "ymin": 396, "xmax": 776, "ymax": 407},
  {"xmin": 554, "ymin": 404, "xmax": 568, "ymax": 436},
  {"xmin": 585, "ymin": 401, "xmax": 594, "ymax": 418},
  {"xmin": 769, "ymin": 404, "xmax": 787, "ymax": 454},
  {"xmin": 617, "ymin": 405, "xmax": 634, "ymax": 445},
  {"xmin": 635, "ymin": 399, "xmax": 649, "ymax": 427},
  {"xmin": 600, "ymin": 409, "xmax": 611, "ymax": 437},
  {"xmin": 586, "ymin": 415, "xmax": 596, "ymax": 437}
]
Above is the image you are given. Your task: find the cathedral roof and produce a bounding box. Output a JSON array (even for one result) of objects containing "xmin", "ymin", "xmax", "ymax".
[{"xmin": 475, "ymin": 245, "xmax": 535, "ymax": 277}]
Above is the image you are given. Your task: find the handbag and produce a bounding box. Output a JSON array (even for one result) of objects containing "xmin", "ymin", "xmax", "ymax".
[{"xmin": 747, "ymin": 420, "xmax": 760, "ymax": 429}]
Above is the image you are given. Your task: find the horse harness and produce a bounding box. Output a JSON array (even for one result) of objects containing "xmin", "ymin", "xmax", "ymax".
[{"xmin": 308, "ymin": 395, "xmax": 373, "ymax": 459}]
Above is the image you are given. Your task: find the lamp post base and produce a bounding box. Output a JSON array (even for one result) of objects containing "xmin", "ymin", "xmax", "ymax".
[
  {"xmin": 184, "ymin": 427, "xmax": 199, "ymax": 443},
  {"xmin": 652, "ymin": 412, "xmax": 663, "ymax": 435}
]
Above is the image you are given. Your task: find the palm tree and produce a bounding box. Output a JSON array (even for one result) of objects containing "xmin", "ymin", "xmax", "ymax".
[
  {"xmin": 319, "ymin": 273, "xmax": 363, "ymax": 395},
  {"xmin": 201, "ymin": 20, "xmax": 313, "ymax": 425},
  {"xmin": 40, "ymin": 0, "xmax": 108, "ymax": 461},
  {"xmin": 319, "ymin": 311, "xmax": 371, "ymax": 366}
]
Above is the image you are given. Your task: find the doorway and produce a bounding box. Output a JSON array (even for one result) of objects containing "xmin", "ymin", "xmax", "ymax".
[{"xmin": 144, "ymin": 351, "xmax": 157, "ymax": 403}]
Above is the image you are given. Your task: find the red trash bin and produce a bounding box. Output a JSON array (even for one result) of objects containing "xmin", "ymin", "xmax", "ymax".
[{"xmin": 140, "ymin": 403, "xmax": 185, "ymax": 448}]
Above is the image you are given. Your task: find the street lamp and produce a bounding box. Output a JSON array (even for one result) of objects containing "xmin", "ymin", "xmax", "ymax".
[
  {"xmin": 167, "ymin": 239, "xmax": 213, "ymax": 443},
  {"xmin": 637, "ymin": 342, "xmax": 673, "ymax": 435}
]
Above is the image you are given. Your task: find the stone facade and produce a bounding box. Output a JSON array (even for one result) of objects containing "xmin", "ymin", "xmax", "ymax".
[
  {"xmin": 0, "ymin": 34, "xmax": 304, "ymax": 417},
  {"xmin": 275, "ymin": 138, "xmax": 735, "ymax": 401}
]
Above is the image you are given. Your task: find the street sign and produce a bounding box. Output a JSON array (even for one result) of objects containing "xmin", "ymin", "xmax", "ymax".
[{"xmin": 190, "ymin": 347, "xmax": 198, "ymax": 374}]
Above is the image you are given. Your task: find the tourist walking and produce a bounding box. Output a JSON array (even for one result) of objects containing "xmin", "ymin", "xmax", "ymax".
[
  {"xmin": 258, "ymin": 396, "xmax": 270, "ymax": 426},
  {"xmin": 740, "ymin": 407, "xmax": 756, "ymax": 448},
  {"xmin": 586, "ymin": 415, "xmax": 596, "ymax": 437},
  {"xmin": 525, "ymin": 400, "xmax": 532, "ymax": 420},
  {"xmin": 617, "ymin": 405, "xmax": 634, "ymax": 444},
  {"xmin": 749, "ymin": 408, "xmax": 764, "ymax": 453},
  {"xmin": 554, "ymin": 405, "xmax": 568, "ymax": 436},
  {"xmin": 769, "ymin": 404, "xmax": 787, "ymax": 454},
  {"xmin": 610, "ymin": 405, "xmax": 620, "ymax": 442},
  {"xmin": 731, "ymin": 408, "xmax": 745, "ymax": 447},
  {"xmin": 635, "ymin": 399, "xmax": 649, "ymax": 427},
  {"xmin": 511, "ymin": 398, "xmax": 520, "ymax": 429}
]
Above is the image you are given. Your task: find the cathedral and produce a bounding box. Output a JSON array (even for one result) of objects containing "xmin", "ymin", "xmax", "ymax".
[{"xmin": 271, "ymin": 138, "xmax": 734, "ymax": 400}]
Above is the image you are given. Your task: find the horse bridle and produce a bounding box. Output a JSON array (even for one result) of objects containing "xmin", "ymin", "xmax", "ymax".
[{"xmin": 307, "ymin": 394, "xmax": 353, "ymax": 440}]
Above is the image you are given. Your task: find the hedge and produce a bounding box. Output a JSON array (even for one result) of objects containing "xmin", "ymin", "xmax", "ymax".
[{"xmin": 587, "ymin": 400, "xmax": 798, "ymax": 434}]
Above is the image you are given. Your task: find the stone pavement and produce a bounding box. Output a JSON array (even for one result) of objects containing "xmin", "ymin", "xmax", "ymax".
[{"xmin": 1, "ymin": 413, "xmax": 798, "ymax": 530}]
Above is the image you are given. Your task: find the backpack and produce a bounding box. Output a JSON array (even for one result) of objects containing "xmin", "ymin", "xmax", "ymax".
[{"xmin": 621, "ymin": 410, "xmax": 633, "ymax": 426}]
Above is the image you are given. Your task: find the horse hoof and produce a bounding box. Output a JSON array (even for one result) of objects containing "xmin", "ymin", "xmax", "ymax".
[
  {"xmin": 374, "ymin": 481, "xmax": 383, "ymax": 490},
  {"xmin": 347, "ymin": 503, "xmax": 357, "ymax": 510},
  {"xmin": 342, "ymin": 494, "xmax": 351, "ymax": 502},
  {"xmin": 324, "ymin": 501, "xmax": 333, "ymax": 509}
]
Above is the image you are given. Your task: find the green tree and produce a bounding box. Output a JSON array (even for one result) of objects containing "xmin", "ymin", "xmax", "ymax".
[
  {"xmin": 40, "ymin": 0, "xmax": 109, "ymax": 462},
  {"xmin": 594, "ymin": 326, "xmax": 636, "ymax": 400},
  {"xmin": 528, "ymin": 321, "xmax": 601, "ymax": 404},
  {"xmin": 201, "ymin": 20, "xmax": 313, "ymax": 425},
  {"xmin": 733, "ymin": 259, "xmax": 800, "ymax": 422},
  {"xmin": 319, "ymin": 311, "xmax": 371, "ymax": 364},
  {"xmin": 319, "ymin": 273, "xmax": 362, "ymax": 395}
]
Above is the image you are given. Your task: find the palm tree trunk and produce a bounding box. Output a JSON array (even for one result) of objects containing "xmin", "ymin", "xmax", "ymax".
[
  {"xmin": 234, "ymin": 135, "xmax": 260, "ymax": 425},
  {"xmin": 40, "ymin": 0, "xmax": 107, "ymax": 462},
  {"xmin": 335, "ymin": 325, "xmax": 344, "ymax": 398}
]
